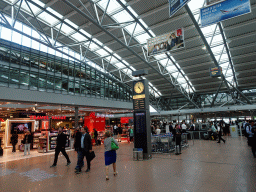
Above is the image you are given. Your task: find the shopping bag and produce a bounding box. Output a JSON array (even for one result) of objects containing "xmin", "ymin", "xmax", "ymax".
[
  {"xmin": 89, "ymin": 151, "xmax": 96, "ymax": 161},
  {"xmin": 111, "ymin": 138, "xmax": 119, "ymax": 150}
]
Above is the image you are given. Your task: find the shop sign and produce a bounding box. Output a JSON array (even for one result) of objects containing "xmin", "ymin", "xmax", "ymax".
[
  {"xmin": 30, "ymin": 115, "xmax": 49, "ymax": 120},
  {"xmin": 29, "ymin": 116, "xmax": 66, "ymax": 120},
  {"xmin": 96, "ymin": 113, "xmax": 114, "ymax": 118},
  {"xmin": 52, "ymin": 116, "xmax": 67, "ymax": 120}
]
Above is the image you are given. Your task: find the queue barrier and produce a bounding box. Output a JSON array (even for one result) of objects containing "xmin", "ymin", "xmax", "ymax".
[{"xmin": 151, "ymin": 133, "xmax": 189, "ymax": 154}]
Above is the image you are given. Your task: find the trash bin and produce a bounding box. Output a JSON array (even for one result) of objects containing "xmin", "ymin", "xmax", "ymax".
[
  {"xmin": 133, "ymin": 148, "xmax": 138, "ymax": 161},
  {"xmin": 133, "ymin": 148, "xmax": 143, "ymax": 161},
  {"xmin": 137, "ymin": 148, "xmax": 143, "ymax": 161}
]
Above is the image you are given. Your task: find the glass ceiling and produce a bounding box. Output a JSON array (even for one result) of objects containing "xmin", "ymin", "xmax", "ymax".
[{"xmin": 2, "ymin": 0, "xmax": 236, "ymax": 110}]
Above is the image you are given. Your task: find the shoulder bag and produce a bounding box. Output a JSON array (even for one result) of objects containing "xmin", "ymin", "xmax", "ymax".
[{"xmin": 111, "ymin": 138, "xmax": 119, "ymax": 150}]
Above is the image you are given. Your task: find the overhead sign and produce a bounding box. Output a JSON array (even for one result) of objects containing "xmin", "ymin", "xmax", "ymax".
[
  {"xmin": 147, "ymin": 28, "xmax": 184, "ymax": 57},
  {"xmin": 169, "ymin": 0, "xmax": 191, "ymax": 17},
  {"xmin": 200, "ymin": 0, "xmax": 251, "ymax": 27},
  {"xmin": 210, "ymin": 67, "xmax": 222, "ymax": 77}
]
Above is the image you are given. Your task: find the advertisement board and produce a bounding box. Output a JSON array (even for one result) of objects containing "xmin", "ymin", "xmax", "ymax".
[
  {"xmin": 169, "ymin": 0, "xmax": 191, "ymax": 17},
  {"xmin": 206, "ymin": 0, "xmax": 226, "ymax": 6},
  {"xmin": 200, "ymin": 0, "xmax": 251, "ymax": 27},
  {"xmin": 210, "ymin": 67, "xmax": 222, "ymax": 77},
  {"xmin": 147, "ymin": 28, "xmax": 184, "ymax": 57}
]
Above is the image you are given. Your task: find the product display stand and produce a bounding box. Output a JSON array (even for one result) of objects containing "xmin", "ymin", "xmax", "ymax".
[
  {"xmin": 49, "ymin": 131, "xmax": 58, "ymax": 151},
  {"xmin": 33, "ymin": 133, "xmax": 41, "ymax": 149},
  {"xmin": 38, "ymin": 131, "xmax": 49, "ymax": 153}
]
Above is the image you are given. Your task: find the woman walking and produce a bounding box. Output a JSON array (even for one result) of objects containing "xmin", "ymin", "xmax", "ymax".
[{"xmin": 104, "ymin": 131, "xmax": 119, "ymax": 180}]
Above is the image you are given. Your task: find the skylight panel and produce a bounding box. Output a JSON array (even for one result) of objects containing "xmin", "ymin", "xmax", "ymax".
[
  {"xmin": 211, "ymin": 44, "xmax": 224, "ymax": 55},
  {"xmin": 188, "ymin": 0, "xmax": 205, "ymax": 12},
  {"xmin": 93, "ymin": 38, "xmax": 103, "ymax": 46},
  {"xmin": 71, "ymin": 32, "xmax": 87, "ymax": 41},
  {"xmin": 56, "ymin": 23, "xmax": 74, "ymax": 35},
  {"xmin": 166, "ymin": 65, "xmax": 177, "ymax": 73},
  {"xmin": 136, "ymin": 33, "xmax": 151, "ymax": 44},
  {"xmin": 127, "ymin": 6, "xmax": 138, "ymax": 17},
  {"xmin": 96, "ymin": 49, "xmax": 109, "ymax": 57},
  {"xmin": 20, "ymin": 0, "xmax": 44, "ymax": 15},
  {"xmin": 88, "ymin": 42, "xmax": 100, "ymax": 51},
  {"xmin": 114, "ymin": 63, "xmax": 126, "ymax": 69},
  {"xmin": 201, "ymin": 24, "xmax": 217, "ymax": 35},
  {"xmin": 65, "ymin": 19, "xmax": 78, "ymax": 29},
  {"xmin": 80, "ymin": 29, "xmax": 91, "ymax": 38},
  {"xmin": 104, "ymin": 46, "xmax": 113, "ymax": 53},
  {"xmin": 105, "ymin": 0, "xmax": 122, "ymax": 14},
  {"xmin": 47, "ymin": 7, "xmax": 63, "ymax": 19},
  {"xmin": 113, "ymin": 53, "xmax": 122, "ymax": 60},
  {"xmin": 112, "ymin": 10, "xmax": 134, "ymax": 23},
  {"xmin": 38, "ymin": 11, "xmax": 59, "ymax": 26},
  {"xmin": 125, "ymin": 23, "xmax": 144, "ymax": 35}
]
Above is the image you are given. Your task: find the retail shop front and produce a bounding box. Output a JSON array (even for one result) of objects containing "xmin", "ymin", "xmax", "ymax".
[{"xmin": 0, "ymin": 115, "xmax": 71, "ymax": 154}]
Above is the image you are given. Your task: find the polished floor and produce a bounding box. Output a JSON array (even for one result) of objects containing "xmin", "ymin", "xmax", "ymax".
[{"xmin": 0, "ymin": 137, "xmax": 256, "ymax": 192}]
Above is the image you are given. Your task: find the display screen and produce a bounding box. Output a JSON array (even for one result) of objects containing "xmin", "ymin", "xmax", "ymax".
[
  {"xmin": 11, "ymin": 123, "xmax": 32, "ymax": 134},
  {"xmin": 135, "ymin": 113, "xmax": 146, "ymax": 133}
]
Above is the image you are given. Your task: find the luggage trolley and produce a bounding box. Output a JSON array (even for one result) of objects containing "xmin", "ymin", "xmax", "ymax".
[
  {"xmin": 167, "ymin": 135, "xmax": 174, "ymax": 153},
  {"xmin": 151, "ymin": 135, "xmax": 160, "ymax": 153},
  {"xmin": 160, "ymin": 136, "xmax": 169, "ymax": 153}
]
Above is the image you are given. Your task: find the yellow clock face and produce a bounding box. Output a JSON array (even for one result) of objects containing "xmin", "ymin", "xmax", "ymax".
[{"xmin": 134, "ymin": 82, "xmax": 144, "ymax": 94}]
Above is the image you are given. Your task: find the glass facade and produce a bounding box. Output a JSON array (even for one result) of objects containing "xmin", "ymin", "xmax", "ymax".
[{"xmin": 0, "ymin": 38, "xmax": 132, "ymax": 102}]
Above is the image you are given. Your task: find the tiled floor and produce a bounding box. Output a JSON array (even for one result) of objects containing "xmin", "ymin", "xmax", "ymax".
[{"xmin": 0, "ymin": 136, "xmax": 256, "ymax": 192}]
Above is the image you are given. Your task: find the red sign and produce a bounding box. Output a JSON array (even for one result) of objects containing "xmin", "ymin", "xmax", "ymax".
[
  {"xmin": 29, "ymin": 116, "xmax": 66, "ymax": 120},
  {"xmin": 30, "ymin": 116, "xmax": 49, "ymax": 120},
  {"xmin": 52, "ymin": 116, "xmax": 67, "ymax": 120},
  {"xmin": 84, "ymin": 116, "xmax": 105, "ymax": 132},
  {"xmin": 42, "ymin": 121, "xmax": 49, "ymax": 130},
  {"xmin": 121, "ymin": 117, "xmax": 133, "ymax": 124}
]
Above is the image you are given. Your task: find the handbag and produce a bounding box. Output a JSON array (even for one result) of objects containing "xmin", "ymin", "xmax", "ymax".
[
  {"xmin": 89, "ymin": 151, "xmax": 96, "ymax": 161},
  {"xmin": 111, "ymin": 138, "xmax": 119, "ymax": 150}
]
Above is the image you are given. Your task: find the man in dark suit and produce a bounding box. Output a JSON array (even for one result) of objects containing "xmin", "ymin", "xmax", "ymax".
[
  {"xmin": 217, "ymin": 121, "xmax": 226, "ymax": 144},
  {"xmin": 50, "ymin": 127, "xmax": 71, "ymax": 167},
  {"xmin": 74, "ymin": 127, "xmax": 92, "ymax": 174}
]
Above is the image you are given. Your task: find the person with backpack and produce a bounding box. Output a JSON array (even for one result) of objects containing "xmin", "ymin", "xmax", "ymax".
[{"xmin": 128, "ymin": 126, "xmax": 134, "ymax": 143}]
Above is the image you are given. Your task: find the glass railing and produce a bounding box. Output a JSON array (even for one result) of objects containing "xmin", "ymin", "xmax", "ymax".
[{"xmin": 0, "ymin": 39, "xmax": 132, "ymax": 102}]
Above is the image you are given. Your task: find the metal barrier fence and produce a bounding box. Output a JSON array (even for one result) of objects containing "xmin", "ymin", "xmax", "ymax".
[{"xmin": 151, "ymin": 133, "xmax": 190, "ymax": 153}]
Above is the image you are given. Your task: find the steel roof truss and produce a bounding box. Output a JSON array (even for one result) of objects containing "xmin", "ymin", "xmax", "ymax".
[{"xmin": 12, "ymin": 0, "xmax": 23, "ymax": 28}]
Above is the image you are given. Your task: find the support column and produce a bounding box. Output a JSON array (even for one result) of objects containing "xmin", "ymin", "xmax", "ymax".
[{"xmin": 75, "ymin": 106, "xmax": 79, "ymax": 128}]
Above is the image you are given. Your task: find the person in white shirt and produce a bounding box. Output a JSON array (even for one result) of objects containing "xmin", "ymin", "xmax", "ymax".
[
  {"xmin": 181, "ymin": 122, "xmax": 187, "ymax": 133},
  {"xmin": 156, "ymin": 125, "xmax": 161, "ymax": 135}
]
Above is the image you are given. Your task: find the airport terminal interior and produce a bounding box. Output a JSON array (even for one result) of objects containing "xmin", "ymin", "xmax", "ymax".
[{"xmin": 0, "ymin": 0, "xmax": 256, "ymax": 191}]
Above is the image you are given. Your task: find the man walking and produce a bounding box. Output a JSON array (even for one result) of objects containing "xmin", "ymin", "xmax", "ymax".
[
  {"xmin": 93, "ymin": 128, "xmax": 98, "ymax": 146},
  {"xmin": 246, "ymin": 121, "xmax": 254, "ymax": 146},
  {"xmin": 50, "ymin": 127, "xmax": 71, "ymax": 167},
  {"xmin": 217, "ymin": 122, "xmax": 226, "ymax": 143},
  {"xmin": 74, "ymin": 127, "xmax": 92, "ymax": 174}
]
